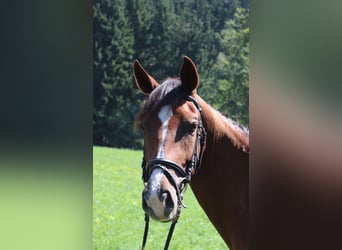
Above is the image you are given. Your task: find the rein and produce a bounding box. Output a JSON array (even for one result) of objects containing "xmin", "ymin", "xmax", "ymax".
[{"xmin": 141, "ymin": 96, "xmax": 207, "ymax": 250}]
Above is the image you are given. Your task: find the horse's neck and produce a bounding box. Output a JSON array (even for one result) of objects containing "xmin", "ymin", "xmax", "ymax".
[
  {"xmin": 190, "ymin": 98, "xmax": 249, "ymax": 249},
  {"xmin": 190, "ymin": 135, "xmax": 249, "ymax": 249}
]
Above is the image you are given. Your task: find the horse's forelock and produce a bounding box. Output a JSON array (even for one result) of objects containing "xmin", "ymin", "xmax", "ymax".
[
  {"xmin": 148, "ymin": 78, "xmax": 181, "ymax": 109},
  {"xmin": 135, "ymin": 78, "xmax": 182, "ymax": 128}
]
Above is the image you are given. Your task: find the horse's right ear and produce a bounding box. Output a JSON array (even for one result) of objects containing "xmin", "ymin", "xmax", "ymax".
[{"xmin": 133, "ymin": 60, "xmax": 159, "ymax": 94}]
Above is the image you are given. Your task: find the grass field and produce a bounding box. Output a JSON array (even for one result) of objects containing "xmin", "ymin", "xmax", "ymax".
[{"xmin": 93, "ymin": 146, "xmax": 227, "ymax": 249}]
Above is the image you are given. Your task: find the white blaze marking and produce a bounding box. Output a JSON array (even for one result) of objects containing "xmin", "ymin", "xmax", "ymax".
[
  {"xmin": 145, "ymin": 105, "xmax": 173, "ymax": 219},
  {"xmin": 157, "ymin": 105, "xmax": 173, "ymax": 158},
  {"xmin": 146, "ymin": 168, "xmax": 165, "ymax": 217},
  {"xmin": 149, "ymin": 168, "xmax": 163, "ymax": 194}
]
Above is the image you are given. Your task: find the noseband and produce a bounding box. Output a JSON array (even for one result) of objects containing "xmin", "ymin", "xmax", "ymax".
[{"xmin": 141, "ymin": 96, "xmax": 207, "ymax": 250}]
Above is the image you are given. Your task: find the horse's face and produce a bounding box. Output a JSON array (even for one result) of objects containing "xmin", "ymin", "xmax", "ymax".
[
  {"xmin": 142, "ymin": 98, "xmax": 201, "ymax": 221},
  {"xmin": 134, "ymin": 57, "xmax": 202, "ymax": 222}
]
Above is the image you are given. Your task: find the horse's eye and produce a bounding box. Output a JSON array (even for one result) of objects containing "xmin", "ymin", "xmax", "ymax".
[
  {"xmin": 185, "ymin": 122, "xmax": 197, "ymax": 135},
  {"xmin": 175, "ymin": 121, "xmax": 197, "ymax": 141}
]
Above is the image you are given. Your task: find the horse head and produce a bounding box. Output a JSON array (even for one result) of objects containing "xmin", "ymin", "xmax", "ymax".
[{"xmin": 133, "ymin": 56, "xmax": 206, "ymax": 222}]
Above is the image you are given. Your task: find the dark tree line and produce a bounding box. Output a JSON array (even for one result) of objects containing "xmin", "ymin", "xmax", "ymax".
[{"xmin": 94, "ymin": 0, "xmax": 249, "ymax": 149}]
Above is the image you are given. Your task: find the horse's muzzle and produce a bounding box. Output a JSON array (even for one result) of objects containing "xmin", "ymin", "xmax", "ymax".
[{"xmin": 142, "ymin": 184, "xmax": 176, "ymax": 222}]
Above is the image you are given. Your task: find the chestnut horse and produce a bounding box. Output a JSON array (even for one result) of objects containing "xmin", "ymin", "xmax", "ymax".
[{"xmin": 133, "ymin": 56, "xmax": 249, "ymax": 250}]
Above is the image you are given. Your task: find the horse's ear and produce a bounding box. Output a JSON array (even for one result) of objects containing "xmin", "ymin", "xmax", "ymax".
[
  {"xmin": 133, "ymin": 60, "xmax": 159, "ymax": 94},
  {"xmin": 180, "ymin": 56, "xmax": 199, "ymax": 94}
]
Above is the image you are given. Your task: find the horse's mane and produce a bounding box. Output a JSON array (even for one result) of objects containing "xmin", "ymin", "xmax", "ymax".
[
  {"xmin": 197, "ymin": 97, "xmax": 249, "ymax": 153},
  {"xmin": 135, "ymin": 78, "xmax": 249, "ymax": 152}
]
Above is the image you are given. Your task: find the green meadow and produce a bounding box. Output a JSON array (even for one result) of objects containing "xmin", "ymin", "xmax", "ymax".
[{"xmin": 93, "ymin": 146, "xmax": 227, "ymax": 249}]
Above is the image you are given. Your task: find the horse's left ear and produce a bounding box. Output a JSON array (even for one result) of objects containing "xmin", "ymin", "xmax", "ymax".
[{"xmin": 180, "ymin": 56, "xmax": 199, "ymax": 94}]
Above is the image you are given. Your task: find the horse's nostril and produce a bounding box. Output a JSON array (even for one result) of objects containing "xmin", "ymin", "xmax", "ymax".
[{"xmin": 162, "ymin": 191, "xmax": 174, "ymax": 211}]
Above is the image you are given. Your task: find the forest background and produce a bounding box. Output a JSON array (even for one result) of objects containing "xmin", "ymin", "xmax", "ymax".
[{"xmin": 93, "ymin": 0, "xmax": 249, "ymax": 148}]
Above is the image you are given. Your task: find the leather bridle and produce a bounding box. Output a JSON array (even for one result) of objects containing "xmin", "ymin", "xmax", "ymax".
[{"xmin": 141, "ymin": 95, "xmax": 207, "ymax": 250}]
